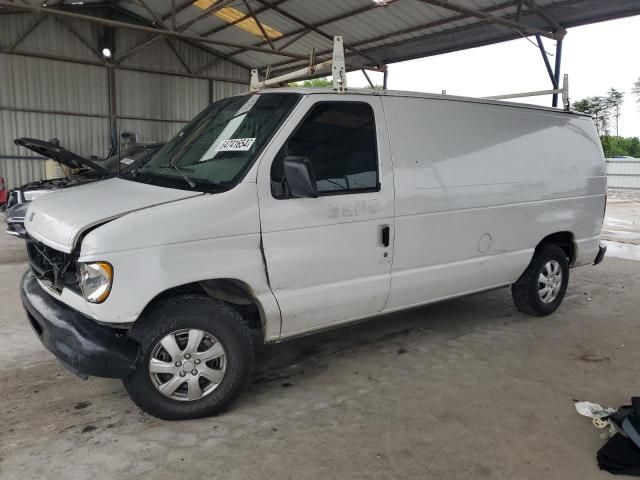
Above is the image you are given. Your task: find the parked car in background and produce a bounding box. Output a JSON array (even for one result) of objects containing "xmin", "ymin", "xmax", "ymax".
[
  {"xmin": 5, "ymin": 203, "xmax": 28, "ymax": 238},
  {"xmin": 20, "ymin": 89, "xmax": 606, "ymax": 420},
  {"xmin": 4, "ymin": 141, "xmax": 163, "ymax": 238}
]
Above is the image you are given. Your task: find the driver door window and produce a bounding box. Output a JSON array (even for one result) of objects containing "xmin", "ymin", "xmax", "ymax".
[{"xmin": 271, "ymin": 102, "xmax": 379, "ymax": 198}]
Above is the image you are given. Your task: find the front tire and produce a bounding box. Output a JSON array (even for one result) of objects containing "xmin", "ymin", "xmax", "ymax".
[
  {"xmin": 511, "ymin": 244, "xmax": 569, "ymax": 316},
  {"xmin": 123, "ymin": 295, "xmax": 253, "ymax": 420}
]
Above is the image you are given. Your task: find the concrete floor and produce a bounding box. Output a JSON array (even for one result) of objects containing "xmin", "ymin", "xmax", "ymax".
[
  {"xmin": 603, "ymin": 190, "xmax": 640, "ymax": 246},
  {"xmin": 1, "ymin": 200, "xmax": 640, "ymax": 480}
]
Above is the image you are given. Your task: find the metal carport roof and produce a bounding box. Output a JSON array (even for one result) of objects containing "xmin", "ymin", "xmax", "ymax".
[{"xmin": 2, "ymin": 0, "xmax": 639, "ymax": 79}]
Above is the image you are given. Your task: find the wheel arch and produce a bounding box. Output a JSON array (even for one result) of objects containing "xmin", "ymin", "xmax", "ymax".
[
  {"xmin": 140, "ymin": 278, "xmax": 267, "ymax": 335},
  {"xmin": 535, "ymin": 231, "xmax": 576, "ymax": 266}
]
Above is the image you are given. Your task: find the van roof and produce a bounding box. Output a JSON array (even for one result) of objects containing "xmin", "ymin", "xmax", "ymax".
[{"xmin": 255, "ymin": 87, "xmax": 588, "ymax": 117}]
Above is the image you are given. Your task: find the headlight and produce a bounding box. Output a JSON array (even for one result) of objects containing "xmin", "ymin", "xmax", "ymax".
[{"xmin": 79, "ymin": 262, "xmax": 113, "ymax": 303}]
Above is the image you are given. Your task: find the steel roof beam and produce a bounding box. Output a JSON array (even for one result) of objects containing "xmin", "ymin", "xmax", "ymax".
[
  {"xmin": 515, "ymin": 0, "xmax": 523, "ymax": 22},
  {"xmin": 165, "ymin": 38, "xmax": 192, "ymax": 73},
  {"xmin": 120, "ymin": 0, "xmax": 257, "ymax": 73},
  {"xmin": 523, "ymin": 0, "xmax": 566, "ymax": 36},
  {"xmin": 116, "ymin": 0, "xmax": 238, "ymax": 62},
  {"xmin": 54, "ymin": 16, "xmax": 105, "ymax": 62},
  {"xmin": 268, "ymin": 0, "xmax": 516, "ymax": 72},
  {"xmin": 136, "ymin": 0, "xmax": 166, "ymax": 26},
  {"xmin": 195, "ymin": 0, "xmax": 402, "ymax": 70},
  {"xmin": 7, "ymin": 14, "xmax": 46, "ymax": 50},
  {"xmin": 0, "ymin": 2, "xmax": 309, "ymax": 60},
  {"xmin": 109, "ymin": 3, "xmax": 252, "ymax": 71},
  {"xmin": 243, "ymin": 0, "xmax": 276, "ymax": 50},
  {"xmin": 254, "ymin": 0, "xmax": 381, "ymax": 66},
  {"xmin": 416, "ymin": 0, "xmax": 562, "ymax": 40},
  {"xmin": 200, "ymin": 0, "xmax": 290, "ymax": 37},
  {"xmin": 196, "ymin": 2, "xmax": 388, "ymax": 71},
  {"xmin": 0, "ymin": 47, "xmax": 249, "ymax": 84},
  {"xmin": 276, "ymin": 28, "xmax": 310, "ymax": 51},
  {"xmin": 160, "ymin": 0, "xmax": 193, "ymax": 23}
]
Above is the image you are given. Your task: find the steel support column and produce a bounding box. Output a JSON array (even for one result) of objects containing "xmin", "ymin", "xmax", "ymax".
[
  {"xmin": 107, "ymin": 66, "xmax": 118, "ymax": 158},
  {"xmin": 552, "ymin": 38, "xmax": 563, "ymax": 107},
  {"xmin": 361, "ymin": 69, "xmax": 374, "ymax": 88},
  {"xmin": 535, "ymin": 34, "xmax": 564, "ymax": 107},
  {"xmin": 535, "ymin": 34, "xmax": 557, "ymax": 88}
]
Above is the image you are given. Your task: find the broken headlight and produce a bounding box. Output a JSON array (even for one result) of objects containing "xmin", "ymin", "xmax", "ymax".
[{"xmin": 79, "ymin": 261, "xmax": 113, "ymax": 303}]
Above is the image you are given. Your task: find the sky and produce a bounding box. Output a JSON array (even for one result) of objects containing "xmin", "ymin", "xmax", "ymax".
[{"xmin": 346, "ymin": 15, "xmax": 640, "ymax": 137}]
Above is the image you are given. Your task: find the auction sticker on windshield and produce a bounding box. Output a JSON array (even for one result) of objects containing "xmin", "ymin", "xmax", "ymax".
[{"xmin": 215, "ymin": 138, "xmax": 256, "ymax": 152}]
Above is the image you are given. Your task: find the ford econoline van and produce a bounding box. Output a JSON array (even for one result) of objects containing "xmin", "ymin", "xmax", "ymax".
[{"xmin": 21, "ymin": 88, "xmax": 607, "ymax": 419}]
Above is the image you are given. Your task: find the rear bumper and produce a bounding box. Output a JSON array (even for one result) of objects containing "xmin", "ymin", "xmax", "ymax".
[
  {"xmin": 21, "ymin": 270, "xmax": 139, "ymax": 378},
  {"xmin": 594, "ymin": 241, "xmax": 607, "ymax": 265}
]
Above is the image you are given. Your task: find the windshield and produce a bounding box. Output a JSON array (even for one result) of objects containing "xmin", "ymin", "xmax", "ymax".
[
  {"xmin": 125, "ymin": 93, "xmax": 300, "ymax": 192},
  {"xmin": 99, "ymin": 145, "xmax": 163, "ymax": 174}
]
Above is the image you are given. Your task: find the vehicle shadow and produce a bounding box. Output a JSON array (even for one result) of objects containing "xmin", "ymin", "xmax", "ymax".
[{"xmin": 249, "ymin": 286, "xmax": 517, "ymax": 390}]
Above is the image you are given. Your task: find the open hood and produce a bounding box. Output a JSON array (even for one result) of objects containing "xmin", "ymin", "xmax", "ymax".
[
  {"xmin": 25, "ymin": 178, "xmax": 203, "ymax": 252},
  {"xmin": 14, "ymin": 138, "xmax": 109, "ymax": 175}
]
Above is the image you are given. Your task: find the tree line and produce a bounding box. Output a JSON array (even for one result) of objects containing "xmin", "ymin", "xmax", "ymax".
[{"xmin": 572, "ymin": 77, "xmax": 640, "ymax": 158}]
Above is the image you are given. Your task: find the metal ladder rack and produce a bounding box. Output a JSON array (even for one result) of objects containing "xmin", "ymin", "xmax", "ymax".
[
  {"xmin": 250, "ymin": 36, "xmax": 347, "ymax": 93},
  {"xmin": 482, "ymin": 74, "xmax": 570, "ymax": 110},
  {"xmin": 250, "ymin": 35, "xmax": 571, "ymax": 111}
]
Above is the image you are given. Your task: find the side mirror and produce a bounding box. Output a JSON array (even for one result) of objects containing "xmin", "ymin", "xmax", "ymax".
[{"xmin": 284, "ymin": 156, "xmax": 318, "ymax": 198}]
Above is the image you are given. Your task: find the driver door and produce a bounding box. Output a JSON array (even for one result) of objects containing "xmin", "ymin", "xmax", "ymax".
[{"xmin": 256, "ymin": 95, "xmax": 394, "ymax": 338}]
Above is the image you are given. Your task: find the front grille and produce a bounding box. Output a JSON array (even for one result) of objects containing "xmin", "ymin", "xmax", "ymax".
[{"xmin": 26, "ymin": 239, "xmax": 80, "ymax": 294}]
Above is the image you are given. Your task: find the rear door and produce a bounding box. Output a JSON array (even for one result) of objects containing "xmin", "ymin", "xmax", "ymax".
[{"xmin": 256, "ymin": 94, "xmax": 394, "ymax": 337}]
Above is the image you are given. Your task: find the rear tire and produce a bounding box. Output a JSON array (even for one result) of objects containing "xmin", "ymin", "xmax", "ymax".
[
  {"xmin": 123, "ymin": 295, "xmax": 253, "ymax": 420},
  {"xmin": 511, "ymin": 244, "xmax": 569, "ymax": 316}
]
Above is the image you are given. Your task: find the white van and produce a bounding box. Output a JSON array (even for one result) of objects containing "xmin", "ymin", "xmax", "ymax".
[{"xmin": 21, "ymin": 88, "xmax": 607, "ymax": 419}]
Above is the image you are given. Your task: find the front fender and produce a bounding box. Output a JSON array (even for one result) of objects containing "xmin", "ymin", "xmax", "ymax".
[{"xmin": 79, "ymin": 233, "xmax": 282, "ymax": 341}]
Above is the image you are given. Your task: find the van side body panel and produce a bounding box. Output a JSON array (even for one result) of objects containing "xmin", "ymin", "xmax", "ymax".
[
  {"xmin": 381, "ymin": 96, "xmax": 605, "ymax": 310},
  {"xmin": 256, "ymin": 94, "xmax": 395, "ymax": 338}
]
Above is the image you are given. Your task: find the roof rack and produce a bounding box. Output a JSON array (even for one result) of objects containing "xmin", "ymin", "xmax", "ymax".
[
  {"xmin": 250, "ymin": 36, "xmax": 347, "ymax": 93},
  {"xmin": 250, "ymin": 35, "xmax": 571, "ymax": 111},
  {"xmin": 482, "ymin": 74, "xmax": 570, "ymax": 110}
]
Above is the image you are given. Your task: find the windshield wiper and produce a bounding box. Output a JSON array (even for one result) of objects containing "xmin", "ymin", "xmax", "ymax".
[{"xmin": 161, "ymin": 164, "xmax": 196, "ymax": 189}]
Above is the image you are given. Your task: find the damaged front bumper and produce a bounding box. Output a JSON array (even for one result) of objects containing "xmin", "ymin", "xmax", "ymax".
[{"xmin": 21, "ymin": 270, "xmax": 139, "ymax": 378}]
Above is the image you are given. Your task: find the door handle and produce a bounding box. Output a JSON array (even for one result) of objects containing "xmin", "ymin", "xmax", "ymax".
[{"xmin": 381, "ymin": 225, "xmax": 390, "ymax": 247}]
